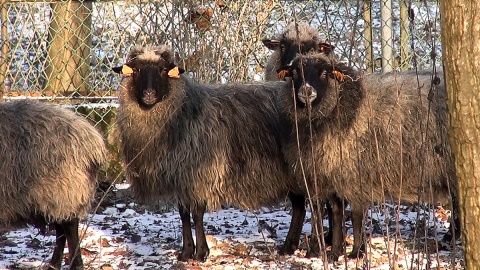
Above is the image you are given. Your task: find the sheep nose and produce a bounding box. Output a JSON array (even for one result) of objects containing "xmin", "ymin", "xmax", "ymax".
[
  {"xmin": 297, "ymin": 84, "xmax": 317, "ymax": 104},
  {"xmin": 142, "ymin": 89, "xmax": 157, "ymax": 105}
]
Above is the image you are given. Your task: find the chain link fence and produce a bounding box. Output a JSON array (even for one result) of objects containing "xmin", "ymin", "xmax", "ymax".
[{"xmin": 0, "ymin": 0, "xmax": 442, "ymax": 181}]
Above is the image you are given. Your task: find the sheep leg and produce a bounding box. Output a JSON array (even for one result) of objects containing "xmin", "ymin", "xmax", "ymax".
[
  {"xmin": 348, "ymin": 207, "xmax": 366, "ymax": 259},
  {"xmin": 279, "ymin": 192, "xmax": 306, "ymax": 255},
  {"xmin": 63, "ymin": 218, "xmax": 84, "ymax": 270},
  {"xmin": 443, "ymin": 192, "xmax": 462, "ymax": 242},
  {"xmin": 192, "ymin": 203, "xmax": 209, "ymax": 261},
  {"xmin": 178, "ymin": 205, "xmax": 195, "ymax": 261},
  {"xmin": 305, "ymin": 201, "xmax": 323, "ymax": 258},
  {"xmin": 324, "ymin": 201, "xmax": 334, "ymax": 246},
  {"xmin": 328, "ymin": 194, "xmax": 346, "ymax": 261},
  {"xmin": 306, "ymin": 196, "xmax": 344, "ymax": 260},
  {"xmin": 49, "ymin": 223, "xmax": 67, "ymax": 270}
]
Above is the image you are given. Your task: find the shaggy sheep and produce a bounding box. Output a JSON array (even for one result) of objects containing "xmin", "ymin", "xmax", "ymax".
[
  {"xmin": 277, "ymin": 53, "xmax": 457, "ymax": 259},
  {"xmin": 114, "ymin": 45, "xmax": 306, "ymax": 261},
  {"xmin": 262, "ymin": 22, "xmax": 334, "ymax": 81},
  {"xmin": 263, "ymin": 22, "xmax": 340, "ymax": 249},
  {"xmin": 0, "ymin": 99, "xmax": 107, "ymax": 270}
]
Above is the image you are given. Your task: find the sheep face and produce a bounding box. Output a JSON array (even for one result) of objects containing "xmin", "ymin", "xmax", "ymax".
[
  {"xmin": 263, "ymin": 37, "xmax": 316, "ymax": 66},
  {"xmin": 263, "ymin": 38, "xmax": 334, "ymax": 72},
  {"xmin": 113, "ymin": 47, "xmax": 184, "ymax": 108},
  {"xmin": 279, "ymin": 54, "xmax": 343, "ymax": 106}
]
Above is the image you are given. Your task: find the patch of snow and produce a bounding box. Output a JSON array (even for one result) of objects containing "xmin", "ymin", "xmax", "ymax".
[{"xmin": 0, "ymin": 195, "xmax": 464, "ymax": 269}]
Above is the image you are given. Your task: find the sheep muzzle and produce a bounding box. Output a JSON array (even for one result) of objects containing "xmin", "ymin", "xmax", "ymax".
[
  {"xmin": 142, "ymin": 89, "xmax": 157, "ymax": 105},
  {"xmin": 298, "ymin": 84, "xmax": 317, "ymax": 104}
]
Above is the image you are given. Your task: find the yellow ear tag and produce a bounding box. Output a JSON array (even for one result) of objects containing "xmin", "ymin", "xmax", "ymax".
[
  {"xmin": 168, "ymin": 67, "xmax": 181, "ymax": 79},
  {"xmin": 332, "ymin": 70, "xmax": 344, "ymax": 82},
  {"xmin": 122, "ymin": 65, "xmax": 133, "ymax": 76},
  {"xmin": 277, "ymin": 69, "xmax": 288, "ymax": 80}
]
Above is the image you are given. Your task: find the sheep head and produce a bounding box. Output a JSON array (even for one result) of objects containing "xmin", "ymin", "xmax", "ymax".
[
  {"xmin": 113, "ymin": 45, "xmax": 185, "ymax": 108},
  {"xmin": 262, "ymin": 23, "xmax": 335, "ymax": 67},
  {"xmin": 278, "ymin": 53, "xmax": 344, "ymax": 106}
]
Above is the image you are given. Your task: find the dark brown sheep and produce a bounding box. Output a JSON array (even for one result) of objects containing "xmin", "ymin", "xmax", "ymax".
[
  {"xmin": 0, "ymin": 99, "xmax": 107, "ymax": 270},
  {"xmin": 263, "ymin": 22, "xmax": 339, "ymax": 248},
  {"xmin": 277, "ymin": 53, "xmax": 457, "ymax": 260},
  {"xmin": 114, "ymin": 45, "xmax": 306, "ymax": 261}
]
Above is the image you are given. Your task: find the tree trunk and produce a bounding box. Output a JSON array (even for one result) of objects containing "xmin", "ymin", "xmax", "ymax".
[
  {"xmin": 363, "ymin": 0, "xmax": 373, "ymax": 73},
  {"xmin": 0, "ymin": 3, "xmax": 9, "ymax": 101},
  {"xmin": 399, "ymin": 0, "xmax": 408, "ymax": 71},
  {"xmin": 440, "ymin": 1, "xmax": 480, "ymax": 268},
  {"xmin": 44, "ymin": 1, "xmax": 92, "ymax": 96}
]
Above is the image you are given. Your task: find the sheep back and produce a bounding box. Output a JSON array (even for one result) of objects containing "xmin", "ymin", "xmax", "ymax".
[
  {"xmin": 116, "ymin": 46, "xmax": 300, "ymax": 211},
  {"xmin": 0, "ymin": 99, "xmax": 106, "ymax": 229},
  {"xmin": 351, "ymin": 70, "xmax": 455, "ymax": 206}
]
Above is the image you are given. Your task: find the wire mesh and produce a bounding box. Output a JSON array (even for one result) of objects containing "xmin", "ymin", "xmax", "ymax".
[{"xmin": 1, "ymin": 0, "xmax": 441, "ymax": 94}]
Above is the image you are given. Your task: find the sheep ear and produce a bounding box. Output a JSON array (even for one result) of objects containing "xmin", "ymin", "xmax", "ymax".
[
  {"xmin": 276, "ymin": 67, "xmax": 291, "ymax": 80},
  {"xmin": 112, "ymin": 64, "xmax": 134, "ymax": 76},
  {"xmin": 262, "ymin": 39, "xmax": 280, "ymax": 50},
  {"xmin": 167, "ymin": 65, "xmax": 185, "ymax": 79},
  {"xmin": 318, "ymin": 43, "xmax": 335, "ymax": 54},
  {"xmin": 112, "ymin": 66, "xmax": 123, "ymax": 74},
  {"xmin": 160, "ymin": 51, "xmax": 172, "ymax": 61},
  {"xmin": 332, "ymin": 70, "xmax": 344, "ymax": 82}
]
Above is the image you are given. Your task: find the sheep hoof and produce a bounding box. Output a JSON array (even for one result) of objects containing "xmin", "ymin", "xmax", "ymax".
[
  {"xmin": 305, "ymin": 250, "xmax": 318, "ymax": 258},
  {"xmin": 193, "ymin": 252, "xmax": 209, "ymax": 262},
  {"xmin": 305, "ymin": 249, "xmax": 342, "ymax": 262},
  {"xmin": 67, "ymin": 264, "xmax": 84, "ymax": 270},
  {"xmin": 48, "ymin": 264, "xmax": 83, "ymax": 270},
  {"xmin": 177, "ymin": 251, "xmax": 194, "ymax": 262},
  {"xmin": 327, "ymin": 249, "xmax": 343, "ymax": 262},
  {"xmin": 442, "ymin": 229, "xmax": 461, "ymax": 243},
  {"xmin": 278, "ymin": 245, "xmax": 296, "ymax": 255},
  {"xmin": 347, "ymin": 249, "xmax": 365, "ymax": 259}
]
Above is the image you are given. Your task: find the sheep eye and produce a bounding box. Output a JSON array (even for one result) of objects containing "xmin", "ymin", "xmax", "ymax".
[
  {"xmin": 320, "ymin": 70, "xmax": 327, "ymax": 79},
  {"xmin": 280, "ymin": 44, "xmax": 286, "ymax": 52},
  {"xmin": 291, "ymin": 69, "xmax": 298, "ymax": 78}
]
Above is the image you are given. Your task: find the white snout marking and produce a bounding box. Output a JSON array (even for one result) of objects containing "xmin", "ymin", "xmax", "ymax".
[{"xmin": 297, "ymin": 83, "xmax": 317, "ymax": 104}]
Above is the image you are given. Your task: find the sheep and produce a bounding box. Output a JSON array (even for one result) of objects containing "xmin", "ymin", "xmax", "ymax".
[
  {"xmin": 276, "ymin": 53, "xmax": 457, "ymax": 260},
  {"xmin": 0, "ymin": 99, "xmax": 107, "ymax": 270},
  {"xmin": 263, "ymin": 22, "xmax": 339, "ymax": 248},
  {"xmin": 113, "ymin": 45, "xmax": 306, "ymax": 261},
  {"xmin": 262, "ymin": 22, "xmax": 335, "ymax": 81}
]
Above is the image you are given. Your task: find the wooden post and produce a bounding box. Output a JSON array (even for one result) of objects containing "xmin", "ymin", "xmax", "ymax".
[
  {"xmin": 399, "ymin": 0, "xmax": 409, "ymax": 71},
  {"xmin": 44, "ymin": 1, "xmax": 92, "ymax": 96},
  {"xmin": 0, "ymin": 2, "xmax": 9, "ymax": 100},
  {"xmin": 363, "ymin": 0, "xmax": 373, "ymax": 73},
  {"xmin": 381, "ymin": 0, "xmax": 393, "ymax": 73}
]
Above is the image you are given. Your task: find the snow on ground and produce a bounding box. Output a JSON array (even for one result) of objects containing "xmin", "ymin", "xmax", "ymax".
[{"xmin": 0, "ymin": 185, "xmax": 464, "ymax": 270}]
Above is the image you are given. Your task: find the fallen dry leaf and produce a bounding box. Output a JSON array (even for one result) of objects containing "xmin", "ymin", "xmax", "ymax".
[
  {"xmin": 186, "ymin": 7, "xmax": 214, "ymax": 31},
  {"xmin": 99, "ymin": 237, "xmax": 112, "ymax": 247},
  {"xmin": 104, "ymin": 248, "xmax": 131, "ymax": 257}
]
